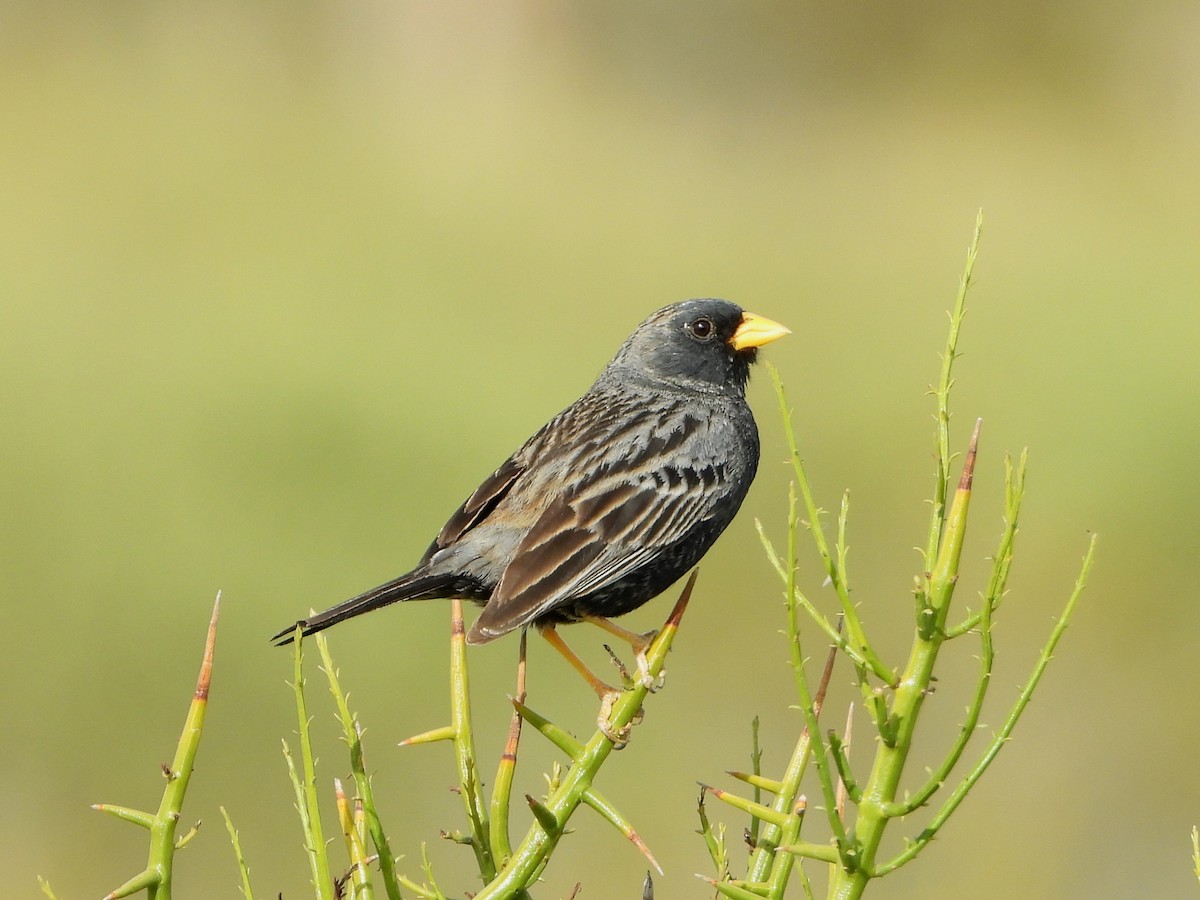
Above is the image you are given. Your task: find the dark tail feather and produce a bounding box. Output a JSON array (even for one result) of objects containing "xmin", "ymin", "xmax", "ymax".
[{"xmin": 271, "ymin": 569, "xmax": 454, "ymax": 645}]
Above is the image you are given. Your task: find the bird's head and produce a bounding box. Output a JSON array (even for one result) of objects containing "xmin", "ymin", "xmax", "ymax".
[{"xmin": 606, "ymin": 299, "xmax": 790, "ymax": 396}]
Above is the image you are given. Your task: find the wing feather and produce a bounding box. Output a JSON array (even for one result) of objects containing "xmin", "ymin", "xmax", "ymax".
[
  {"xmin": 420, "ymin": 453, "xmax": 525, "ymax": 564},
  {"xmin": 473, "ymin": 424, "xmax": 729, "ymax": 636}
]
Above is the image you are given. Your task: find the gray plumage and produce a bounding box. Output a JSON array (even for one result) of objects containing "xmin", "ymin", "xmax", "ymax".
[{"xmin": 272, "ymin": 298, "xmax": 784, "ymax": 647}]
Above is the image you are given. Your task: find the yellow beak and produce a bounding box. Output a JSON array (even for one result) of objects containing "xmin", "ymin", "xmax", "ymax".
[{"xmin": 729, "ymin": 312, "xmax": 791, "ymax": 351}]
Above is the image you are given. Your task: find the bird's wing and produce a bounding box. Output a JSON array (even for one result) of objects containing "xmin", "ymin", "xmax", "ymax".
[
  {"xmin": 472, "ymin": 427, "xmax": 728, "ymax": 638},
  {"xmin": 420, "ymin": 455, "xmax": 525, "ymax": 564}
]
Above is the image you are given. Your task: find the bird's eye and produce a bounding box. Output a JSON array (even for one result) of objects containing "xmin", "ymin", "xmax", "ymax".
[{"xmin": 688, "ymin": 317, "xmax": 715, "ymax": 340}]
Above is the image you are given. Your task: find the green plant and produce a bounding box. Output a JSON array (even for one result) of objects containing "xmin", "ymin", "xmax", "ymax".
[
  {"xmin": 47, "ymin": 595, "xmax": 221, "ymax": 900},
  {"xmin": 279, "ymin": 585, "xmax": 692, "ymax": 899},
  {"xmin": 44, "ymin": 216, "xmax": 1098, "ymax": 899},
  {"xmin": 698, "ymin": 213, "xmax": 1097, "ymax": 899}
]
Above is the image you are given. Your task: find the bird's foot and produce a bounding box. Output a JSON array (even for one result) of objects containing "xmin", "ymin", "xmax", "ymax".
[
  {"xmin": 597, "ymin": 691, "xmax": 641, "ymax": 748},
  {"xmin": 633, "ymin": 650, "xmax": 666, "ymax": 693},
  {"xmin": 603, "ymin": 633, "xmax": 665, "ymax": 693},
  {"xmin": 597, "ymin": 696, "xmax": 633, "ymax": 748}
]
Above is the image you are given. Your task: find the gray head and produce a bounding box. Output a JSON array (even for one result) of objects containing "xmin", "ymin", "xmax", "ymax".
[{"xmin": 604, "ymin": 299, "xmax": 790, "ymax": 396}]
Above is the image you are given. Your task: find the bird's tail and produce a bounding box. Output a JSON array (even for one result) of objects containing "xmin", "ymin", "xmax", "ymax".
[{"xmin": 271, "ymin": 569, "xmax": 455, "ymax": 645}]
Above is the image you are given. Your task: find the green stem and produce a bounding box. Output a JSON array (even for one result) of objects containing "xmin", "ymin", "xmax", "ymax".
[
  {"xmin": 745, "ymin": 493, "xmax": 821, "ymax": 885},
  {"xmin": 768, "ymin": 366, "xmax": 894, "ymax": 686},
  {"xmin": 889, "ymin": 451, "xmax": 1025, "ymax": 817},
  {"xmin": 316, "ymin": 634, "xmax": 404, "ymax": 900},
  {"xmin": 925, "ymin": 209, "xmax": 983, "ymax": 570},
  {"xmin": 292, "ymin": 631, "xmax": 335, "ymax": 900},
  {"xmin": 748, "ymin": 716, "xmax": 764, "ymax": 851},
  {"xmin": 220, "ymin": 806, "xmax": 256, "ymax": 900},
  {"xmin": 489, "ymin": 632, "xmax": 527, "ymax": 866},
  {"xmin": 876, "ymin": 534, "xmax": 1097, "ymax": 875},
  {"xmin": 336, "ymin": 779, "xmax": 375, "ymax": 900},
  {"xmin": 829, "ymin": 427, "xmax": 978, "ymax": 899},
  {"xmin": 474, "ymin": 577, "xmax": 693, "ymax": 899},
  {"xmin": 98, "ymin": 596, "xmax": 220, "ymax": 900},
  {"xmin": 448, "ymin": 599, "xmax": 497, "ymax": 881},
  {"xmin": 744, "ymin": 523, "xmax": 846, "ymax": 893}
]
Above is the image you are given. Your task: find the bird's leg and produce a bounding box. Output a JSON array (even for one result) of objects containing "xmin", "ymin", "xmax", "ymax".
[
  {"xmin": 538, "ymin": 624, "xmax": 634, "ymax": 747},
  {"xmin": 539, "ymin": 624, "xmax": 618, "ymax": 697},
  {"xmin": 581, "ymin": 615, "xmax": 664, "ymax": 693}
]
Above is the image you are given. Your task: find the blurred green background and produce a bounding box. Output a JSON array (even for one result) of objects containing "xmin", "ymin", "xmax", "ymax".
[{"xmin": 3, "ymin": 3, "xmax": 1198, "ymax": 898}]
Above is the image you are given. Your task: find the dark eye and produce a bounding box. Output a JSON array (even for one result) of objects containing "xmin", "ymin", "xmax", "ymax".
[{"xmin": 687, "ymin": 317, "xmax": 715, "ymax": 340}]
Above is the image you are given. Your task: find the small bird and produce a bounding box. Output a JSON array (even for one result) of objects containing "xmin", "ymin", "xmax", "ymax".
[{"xmin": 273, "ymin": 299, "xmax": 788, "ymax": 717}]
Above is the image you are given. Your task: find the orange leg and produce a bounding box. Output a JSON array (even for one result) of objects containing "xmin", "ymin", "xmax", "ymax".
[
  {"xmin": 538, "ymin": 622, "xmax": 618, "ymax": 699},
  {"xmin": 580, "ymin": 615, "xmax": 657, "ymax": 655},
  {"xmin": 581, "ymin": 615, "xmax": 662, "ymax": 691},
  {"xmin": 539, "ymin": 622, "xmax": 648, "ymax": 747}
]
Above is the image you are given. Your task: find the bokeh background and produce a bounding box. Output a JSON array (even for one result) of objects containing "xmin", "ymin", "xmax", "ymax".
[{"xmin": 3, "ymin": 3, "xmax": 1198, "ymax": 898}]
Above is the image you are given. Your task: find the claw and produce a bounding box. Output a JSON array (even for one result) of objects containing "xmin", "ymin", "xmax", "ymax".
[
  {"xmin": 597, "ymin": 692, "xmax": 632, "ymax": 748},
  {"xmin": 634, "ymin": 651, "xmax": 665, "ymax": 693}
]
